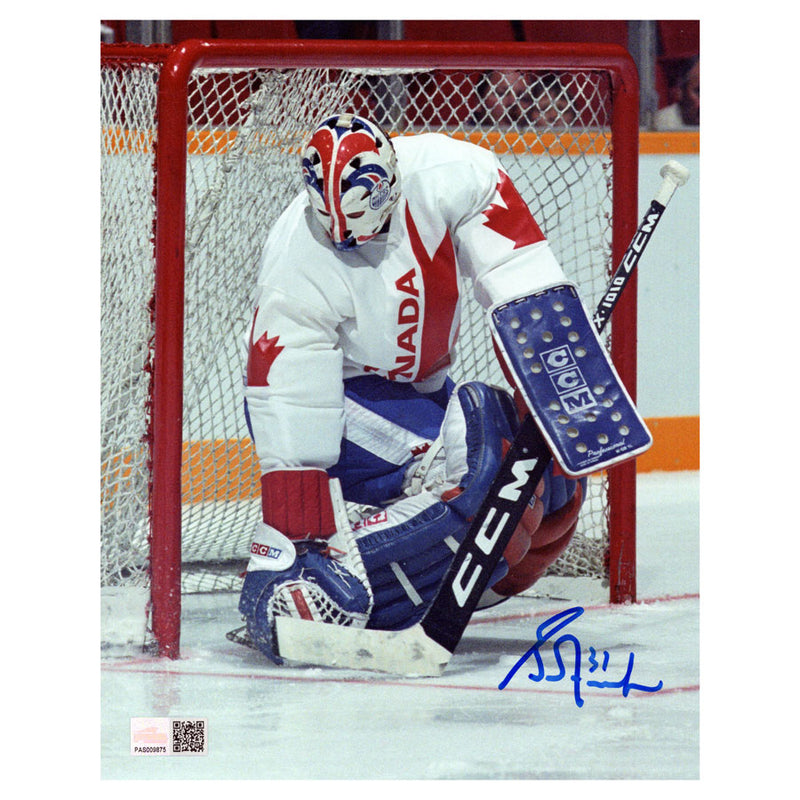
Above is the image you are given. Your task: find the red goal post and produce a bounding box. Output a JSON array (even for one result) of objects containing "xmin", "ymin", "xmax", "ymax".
[{"xmin": 101, "ymin": 39, "xmax": 640, "ymax": 659}]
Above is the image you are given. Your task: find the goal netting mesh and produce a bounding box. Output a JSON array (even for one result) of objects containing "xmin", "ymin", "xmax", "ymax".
[{"xmin": 101, "ymin": 55, "xmax": 617, "ymax": 617}]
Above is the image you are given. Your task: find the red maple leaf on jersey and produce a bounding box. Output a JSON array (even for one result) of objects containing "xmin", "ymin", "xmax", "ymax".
[
  {"xmin": 482, "ymin": 171, "xmax": 545, "ymax": 249},
  {"xmin": 247, "ymin": 311, "xmax": 284, "ymax": 387}
]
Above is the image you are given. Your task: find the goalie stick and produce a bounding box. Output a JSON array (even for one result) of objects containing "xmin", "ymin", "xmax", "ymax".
[{"xmin": 275, "ymin": 160, "xmax": 690, "ymax": 676}]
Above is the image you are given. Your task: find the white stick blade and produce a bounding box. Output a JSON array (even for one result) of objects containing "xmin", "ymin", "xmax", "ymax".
[{"xmin": 275, "ymin": 617, "xmax": 451, "ymax": 677}]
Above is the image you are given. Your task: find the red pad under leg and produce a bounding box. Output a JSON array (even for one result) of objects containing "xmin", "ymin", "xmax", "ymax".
[{"xmin": 261, "ymin": 469, "xmax": 337, "ymax": 539}]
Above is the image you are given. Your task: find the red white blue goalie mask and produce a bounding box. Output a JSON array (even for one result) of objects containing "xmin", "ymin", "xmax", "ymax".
[{"xmin": 301, "ymin": 113, "xmax": 401, "ymax": 251}]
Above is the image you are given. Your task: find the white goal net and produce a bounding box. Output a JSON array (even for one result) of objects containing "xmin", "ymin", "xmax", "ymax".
[{"xmin": 101, "ymin": 43, "xmax": 636, "ymax": 652}]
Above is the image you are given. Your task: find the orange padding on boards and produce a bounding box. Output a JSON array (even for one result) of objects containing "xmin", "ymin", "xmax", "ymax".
[
  {"xmin": 638, "ymin": 131, "xmax": 699, "ymax": 155},
  {"xmin": 637, "ymin": 416, "xmax": 699, "ymax": 472},
  {"xmin": 169, "ymin": 415, "xmax": 699, "ymax": 506},
  {"xmin": 103, "ymin": 130, "xmax": 700, "ymax": 158},
  {"xmin": 180, "ymin": 439, "xmax": 260, "ymax": 503}
]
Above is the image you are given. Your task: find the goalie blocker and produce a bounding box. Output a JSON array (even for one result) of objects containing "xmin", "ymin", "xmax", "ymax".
[{"xmin": 490, "ymin": 282, "xmax": 652, "ymax": 477}]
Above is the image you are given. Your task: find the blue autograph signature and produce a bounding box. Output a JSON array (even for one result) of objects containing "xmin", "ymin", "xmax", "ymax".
[{"xmin": 498, "ymin": 607, "xmax": 663, "ymax": 707}]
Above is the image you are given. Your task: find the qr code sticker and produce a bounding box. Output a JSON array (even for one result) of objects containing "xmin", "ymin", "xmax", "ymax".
[{"xmin": 171, "ymin": 719, "xmax": 208, "ymax": 755}]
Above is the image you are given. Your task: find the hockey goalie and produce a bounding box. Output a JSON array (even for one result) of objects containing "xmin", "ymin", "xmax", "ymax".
[{"xmin": 237, "ymin": 112, "xmax": 596, "ymax": 664}]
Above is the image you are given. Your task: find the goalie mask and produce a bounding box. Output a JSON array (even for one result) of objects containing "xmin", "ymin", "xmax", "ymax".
[{"xmin": 301, "ymin": 113, "xmax": 401, "ymax": 251}]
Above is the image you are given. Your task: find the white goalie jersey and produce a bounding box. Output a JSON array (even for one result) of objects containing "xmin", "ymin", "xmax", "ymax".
[{"xmin": 244, "ymin": 132, "xmax": 567, "ymax": 475}]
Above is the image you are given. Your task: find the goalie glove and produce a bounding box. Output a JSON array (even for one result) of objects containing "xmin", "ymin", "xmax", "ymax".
[{"xmin": 490, "ymin": 474, "xmax": 585, "ymax": 597}]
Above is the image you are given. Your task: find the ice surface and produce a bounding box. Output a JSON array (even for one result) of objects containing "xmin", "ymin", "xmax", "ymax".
[{"xmin": 101, "ymin": 471, "xmax": 702, "ymax": 782}]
